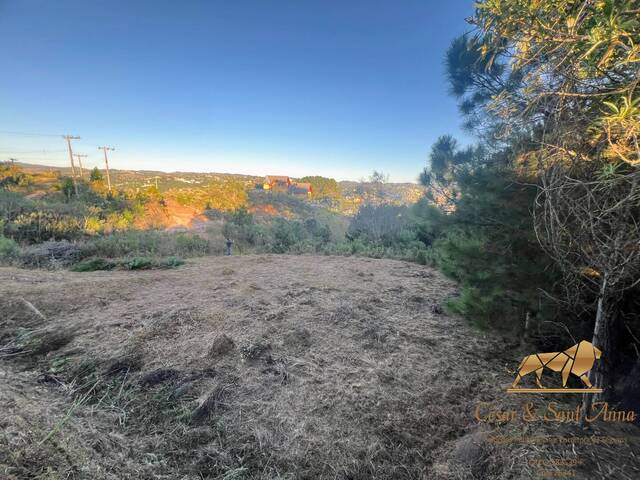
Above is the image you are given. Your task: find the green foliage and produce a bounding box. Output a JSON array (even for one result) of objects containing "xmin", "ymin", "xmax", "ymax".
[
  {"xmin": 70, "ymin": 254, "xmax": 184, "ymax": 272},
  {"xmin": 0, "ymin": 190, "xmax": 36, "ymax": 223},
  {"xmin": 304, "ymin": 218, "xmax": 331, "ymax": 244},
  {"xmin": 268, "ymin": 218, "xmax": 306, "ymax": 253},
  {"xmin": 160, "ymin": 256, "xmax": 184, "ymax": 268},
  {"xmin": 445, "ymin": 286, "xmax": 505, "ymax": 330},
  {"xmin": 171, "ymin": 179, "xmax": 248, "ymax": 211},
  {"xmin": 81, "ymin": 230, "xmax": 209, "ymax": 259},
  {"xmin": 6, "ymin": 210, "xmax": 85, "ymax": 243},
  {"xmin": 125, "ymin": 257, "xmax": 154, "ymax": 270},
  {"xmin": 299, "ymin": 176, "xmax": 341, "ymax": 201},
  {"xmin": 58, "ymin": 177, "xmax": 76, "ymax": 200},
  {"xmin": 222, "ymin": 208, "xmax": 263, "ymax": 246},
  {"xmin": 122, "ymin": 256, "xmax": 184, "ymax": 270},
  {"xmin": 423, "ymin": 166, "xmax": 556, "ymax": 330},
  {"xmin": 411, "ymin": 198, "xmax": 446, "ymax": 247},
  {"xmin": 71, "ymin": 257, "xmax": 116, "ymax": 272},
  {"xmin": 0, "ymin": 235, "xmax": 19, "ymax": 258},
  {"xmin": 174, "ymin": 233, "xmax": 209, "ymax": 256},
  {"xmin": 89, "ymin": 167, "xmax": 103, "ymax": 182},
  {"xmin": 0, "ymin": 161, "xmax": 32, "ymax": 188},
  {"xmin": 469, "ymin": 0, "xmax": 640, "ymax": 165},
  {"xmin": 221, "ymin": 205, "xmax": 337, "ymax": 254},
  {"xmin": 348, "ymin": 204, "xmax": 412, "ymax": 246},
  {"xmin": 87, "ymin": 231, "xmax": 159, "ymax": 257},
  {"xmin": 248, "ymin": 190, "xmax": 315, "ymax": 217}
]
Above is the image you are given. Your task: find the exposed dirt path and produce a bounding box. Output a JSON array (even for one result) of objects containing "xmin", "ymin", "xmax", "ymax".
[{"xmin": 1, "ymin": 256, "xmax": 638, "ymax": 479}]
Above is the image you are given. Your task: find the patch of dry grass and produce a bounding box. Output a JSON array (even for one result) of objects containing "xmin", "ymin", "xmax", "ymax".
[{"xmin": 0, "ymin": 255, "xmax": 638, "ymax": 479}]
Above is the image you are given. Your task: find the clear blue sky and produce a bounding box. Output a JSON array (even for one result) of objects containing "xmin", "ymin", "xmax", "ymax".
[{"xmin": 0, "ymin": 0, "xmax": 473, "ymax": 182}]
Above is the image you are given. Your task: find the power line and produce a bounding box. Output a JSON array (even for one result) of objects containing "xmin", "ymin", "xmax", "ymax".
[
  {"xmin": 0, "ymin": 149, "xmax": 66, "ymax": 154},
  {"xmin": 0, "ymin": 130, "xmax": 61, "ymax": 137}
]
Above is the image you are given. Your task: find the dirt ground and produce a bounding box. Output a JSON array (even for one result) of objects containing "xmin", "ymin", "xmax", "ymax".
[{"xmin": 1, "ymin": 255, "xmax": 639, "ymax": 479}]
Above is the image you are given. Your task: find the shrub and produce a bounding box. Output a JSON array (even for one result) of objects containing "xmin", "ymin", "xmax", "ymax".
[
  {"xmin": 414, "ymin": 249, "xmax": 428, "ymax": 265},
  {"xmin": 83, "ymin": 231, "xmax": 163, "ymax": 258},
  {"xmin": 6, "ymin": 210, "xmax": 84, "ymax": 243},
  {"xmin": 71, "ymin": 258, "xmax": 117, "ymax": 272},
  {"xmin": 159, "ymin": 256, "xmax": 184, "ymax": 268},
  {"xmin": 106, "ymin": 209, "xmax": 135, "ymax": 230},
  {"xmin": 348, "ymin": 204, "xmax": 413, "ymax": 246},
  {"xmin": 89, "ymin": 167, "xmax": 103, "ymax": 182},
  {"xmin": 0, "ymin": 161, "xmax": 32, "ymax": 188},
  {"xmin": 304, "ymin": 218, "xmax": 332, "ymax": 245},
  {"xmin": 125, "ymin": 257, "xmax": 154, "ymax": 270},
  {"xmin": 268, "ymin": 218, "xmax": 306, "ymax": 253},
  {"xmin": 81, "ymin": 230, "xmax": 209, "ymax": 259},
  {"xmin": 84, "ymin": 216, "xmax": 105, "ymax": 235},
  {"xmin": 174, "ymin": 233, "xmax": 209, "ymax": 256},
  {"xmin": 0, "ymin": 235, "xmax": 19, "ymax": 258},
  {"xmin": 0, "ymin": 190, "xmax": 36, "ymax": 223},
  {"xmin": 222, "ymin": 208, "xmax": 264, "ymax": 246},
  {"xmin": 123, "ymin": 256, "xmax": 184, "ymax": 270}
]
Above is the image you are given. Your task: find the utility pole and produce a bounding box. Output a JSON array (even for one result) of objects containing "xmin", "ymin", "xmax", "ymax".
[
  {"xmin": 73, "ymin": 153, "xmax": 88, "ymax": 179},
  {"xmin": 63, "ymin": 135, "xmax": 80, "ymax": 196},
  {"xmin": 98, "ymin": 146, "xmax": 115, "ymax": 192}
]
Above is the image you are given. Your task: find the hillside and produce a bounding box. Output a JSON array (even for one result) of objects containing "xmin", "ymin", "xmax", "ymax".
[
  {"xmin": 2, "ymin": 255, "xmax": 638, "ymax": 479},
  {"xmin": 13, "ymin": 162, "xmax": 424, "ymax": 213}
]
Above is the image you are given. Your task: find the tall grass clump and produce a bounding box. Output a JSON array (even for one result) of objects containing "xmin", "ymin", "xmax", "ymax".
[{"xmin": 81, "ymin": 230, "xmax": 209, "ymax": 259}]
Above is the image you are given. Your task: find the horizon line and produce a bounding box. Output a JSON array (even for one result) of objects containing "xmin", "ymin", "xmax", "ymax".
[{"xmin": 11, "ymin": 160, "xmax": 422, "ymax": 185}]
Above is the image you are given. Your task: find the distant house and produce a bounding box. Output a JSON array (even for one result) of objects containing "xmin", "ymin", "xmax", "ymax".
[
  {"xmin": 288, "ymin": 182, "xmax": 313, "ymax": 196},
  {"xmin": 260, "ymin": 176, "xmax": 312, "ymax": 197},
  {"xmin": 263, "ymin": 175, "xmax": 291, "ymax": 192}
]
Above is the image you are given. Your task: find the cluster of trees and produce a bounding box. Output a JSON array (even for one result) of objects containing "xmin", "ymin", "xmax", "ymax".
[
  {"xmin": 221, "ymin": 207, "xmax": 333, "ymax": 254},
  {"xmin": 415, "ymin": 0, "xmax": 639, "ymax": 408},
  {"xmin": 299, "ymin": 176, "xmax": 341, "ymax": 201}
]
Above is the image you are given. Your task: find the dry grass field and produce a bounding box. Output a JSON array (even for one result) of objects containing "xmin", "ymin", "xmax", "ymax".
[{"xmin": 1, "ymin": 255, "xmax": 639, "ymax": 479}]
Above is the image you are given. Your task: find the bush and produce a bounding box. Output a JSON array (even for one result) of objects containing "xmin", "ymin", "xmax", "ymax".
[
  {"xmin": 71, "ymin": 258, "xmax": 117, "ymax": 272},
  {"xmin": 70, "ymin": 255, "xmax": 184, "ymax": 272},
  {"xmin": 0, "ymin": 235, "xmax": 19, "ymax": 258},
  {"xmin": 414, "ymin": 249, "xmax": 430, "ymax": 266},
  {"xmin": 6, "ymin": 210, "xmax": 84, "ymax": 243},
  {"xmin": 348, "ymin": 204, "xmax": 413, "ymax": 246},
  {"xmin": 81, "ymin": 230, "xmax": 162, "ymax": 258},
  {"xmin": 125, "ymin": 257, "xmax": 154, "ymax": 270},
  {"xmin": 0, "ymin": 190, "xmax": 36, "ymax": 223},
  {"xmin": 222, "ymin": 208, "xmax": 264, "ymax": 246},
  {"xmin": 304, "ymin": 218, "xmax": 332, "ymax": 244},
  {"xmin": 268, "ymin": 218, "xmax": 306, "ymax": 253},
  {"xmin": 174, "ymin": 233, "xmax": 209, "ymax": 256},
  {"xmin": 159, "ymin": 256, "xmax": 184, "ymax": 268},
  {"xmin": 123, "ymin": 256, "xmax": 184, "ymax": 270},
  {"xmin": 0, "ymin": 161, "xmax": 32, "ymax": 188}
]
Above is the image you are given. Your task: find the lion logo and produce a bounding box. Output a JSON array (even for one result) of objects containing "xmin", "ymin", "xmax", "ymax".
[{"xmin": 510, "ymin": 340, "xmax": 603, "ymax": 391}]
